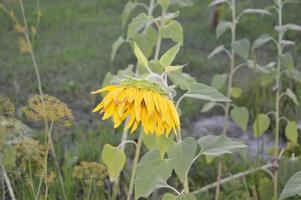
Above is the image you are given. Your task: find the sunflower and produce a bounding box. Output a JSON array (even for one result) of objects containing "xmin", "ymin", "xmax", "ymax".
[{"xmin": 92, "ymin": 79, "xmax": 180, "ymax": 137}]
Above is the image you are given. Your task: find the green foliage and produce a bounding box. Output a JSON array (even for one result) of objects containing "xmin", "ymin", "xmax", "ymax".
[
  {"xmin": 101, "ymin": 144, "xmax": 126, "ymax": 181},
  {"xmin": 160, "ymin": 44, "xmax": 181, "ymax": 67},
  {"xmin": 198, "ymin": 135, "xmax": 246, "ymax": 156},
  {"xmin": 252, "ymin": 113, "xmax": 270, "ymax": 137},
  {"xmin": 167, "ymin": 137, "xmax": 197, "ymax": 182},
  {"xmin": 230, "ymin": 106, "xmax": 249, "ymax": 132},
  {"xmin": 162, "ymin": 193, "xmax": 197, "ymax": 200},
  {"xmin": 280, "ymin": 170, "xmax": 301, "ymax": 200},
  {"xmin": 143, "ymin": 134, "xmax": 174, "ymax": 157},
  {"xmin": 285, "ymin": 121, "xmax": 299, "ymax": 144},
  {"xmin": 233, "ymin": 38, "xmax": 250, "ymax": 60},
  {"xmin": 135, "ymin": 150, "xmax": 173, "ymax": 199},
  {"xmin": 186, "ymin": 83, "xmax": 230, "ymax": 102},
  {"xmin": 160, "ymin": 20, "xmax": 184, "ymax": 45}
]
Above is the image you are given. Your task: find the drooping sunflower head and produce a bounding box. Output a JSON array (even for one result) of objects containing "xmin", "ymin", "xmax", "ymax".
[{"xmin": 92, "ymin": 78, "xmax": 180, "ymax": 137}]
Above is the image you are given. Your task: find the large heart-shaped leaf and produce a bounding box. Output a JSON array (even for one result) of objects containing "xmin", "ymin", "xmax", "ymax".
[
  {"xmin": 198, "ymin": 135, "xmax": 246, "ymax": 156},
  {"xmin": 101, "ymin": 144, "xmax": 126, "ymax": 181},
  {"xmin": 135, "ymin": 150, "xmax": 173, "ymax": 199},
  {"xmin": 143, "ymin": 134, "xmax": 174, "ymax": 157},
  {"xmin": 230, "ymin": 106, "xmax": 249, "ymax": 132},
  {"xmin": 253, "ymin": 114, "xmax": 270, "ymax": 137},
  {"xmin": 167, "ymin": 137, "xmax": 197, "ymax": 182},
  {"xmin": 280, "ymin": 171, "xmax": 301, "ymax": 200},
  {"xmin": 186, "ymin": 83, "xmax": 230, "ymax": 102}
]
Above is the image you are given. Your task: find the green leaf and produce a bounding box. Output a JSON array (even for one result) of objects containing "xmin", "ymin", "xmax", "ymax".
[
  {"xmin": 171, "ymin": 0, "xmax": 193, "ymax": 7},
  {"xmin": 165, "ymin": 65, "xmax": 186, "ymax": 73},
  {"xmin": 162, "ymin": 193, "xmax": 177, "ymax": 200},
  {"xmin": 198, "ymin": 135, "xmax": 246, "ymax": 156},
  {"xmin": 230, "ymin": 107, "xmax": 249, "ymax": 132},
  {"xmin": 160, "ymin": 44, "xmax": 181, "ymax": 67},
  {"xmin": 111, "ymin": 36, "xmax": 125, "ymax": 61},
  {"xmin": 285, "ymin": 121, "xmax": 299, "ymax": 143},
  {"xmin": 260, "ymin": 73, "xmax": 275, "ymax": 86},
  {"xmin": 280, "ymin": 53, "xmax": 294, "ymax": 69},
  {"xmin": 135, "ymin": 150, "xmax": 173, "ymax": 199},
  {"xmin": 240, "ymin": 9, "xmax": 271, "ymax": 17},
  {"xmin": 275, "ymin": 23, "xmax": 301, "ymax": 34},
  {"xmin": 280, "ymin": 170, "xmax": 301, "ymax": 200},
  {"xmin": 252, "ymin": 34, "xmax": 274, "ymax": 50},
  {"xmin": 101, "ymin": 144, "xmax": 126, "ymax": 182},
  {"xmin": 258, "ymin": 177, "xmax": 273, "ymax": 200},
  {"xmin": 186, "ymin": 83, "xmax": 230, "ymax": 102},
  {"xmin": 286, "ymin": 88, "xmax": 299, "ymax": 105},
  {"xmin": 127, "ymin": 13, "xmax": 150, "ymax": 39},
  {"xmin": 160, "ymin": 20, "xmax": 184, "ymax": 45},
  {"xmin": 167, "ymin": 137, "xmax": 197, "ymax": 182},
  {"xmin": 201, "ymin": 102, "xmax": 216, "ymax": 113},
  {"xmin": 122, "ymin": 1, "xmax": 137, "ymax": 27},
  {"xmin": 253, "ymin": 114, "xmax": 270, "ymax": 137},
  {"xmin": 230, "ymin": 87, "xmax": 242, "ymax": 98},
  {"xmin": 216, "ymin": 21, "xmax": 232, "ymax": 38},
  {"xmin": 143, "ymin": 134, "xmax": 174, "ymax": 158},
  {"xmin": 286, "ymin": 68, "xmax": 301, "ymax": 83},
  {"xmin": 176, "ymin": 193, "xmax": 197, "ymax": 200},
  {"xmin": 209, "ymin": 0, "xmax": 229, "ymax": 7},
  {"xmin": 211, "ymin": 74, "xmax": 227, "ymax": 91},
  {"xmin": 133, "ymin": 42, "xmax": 149, "ymax": 68},
  {"xmin": 233, "ymin": 38, "xmax": 250, "ymax": 60},
  {"xmin": 168, "ymin": 71, "xmax": 196, "ymax": 90},
  {"xmin": 133, "ymin": 26, "xmax": 157, "ymax": 58},
  {"xmin": 208, "ymin": 45, "xmax": 225, "ymax": 59},
  {"xmin": 158, "ymin": 0, "xmax": 170, "ymax": 12},
  {"xmin": 161, "ymin": 193, "xmax": 197, "ymax": 200}
]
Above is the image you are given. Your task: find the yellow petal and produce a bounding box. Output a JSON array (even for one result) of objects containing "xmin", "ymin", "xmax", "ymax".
[
  {"xmin": 91, "ymin": 85, "xmax": 117, "ymax": 94},
  {"xmin": 92, "ymin": 102, "xmax": 104, "ymax": 112}
]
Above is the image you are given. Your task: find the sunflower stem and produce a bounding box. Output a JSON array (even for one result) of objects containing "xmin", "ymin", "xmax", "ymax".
[{"xmin": 127, "ymin": 130, "xmax": 143, "ymax": 200}]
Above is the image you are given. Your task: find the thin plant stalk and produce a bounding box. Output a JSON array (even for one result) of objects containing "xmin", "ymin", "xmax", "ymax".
[
  {"xmin": 0, "ymin": 161, "xmax": 16, "ymax": 200},
  {"xmin": 273, "ymin": 0, "xmax": 283, "ymax": 199},
  {"xmin": 126, "ymin": 130, "xmax": 143, "ymax": 200},
  {"xmin": 35, "ymin": 121, "xmax": 54, "ymax": 200},
  {"xmin": 17, "ymin": 1, "xmax": 68, "ymax": 199},
  {"xmin": 48, "ymin": 125, "xmax": 68, "ymax": 200},
  {"xmin": 215, "ymin": 0, "xmax": 236, "ymax": 199}
]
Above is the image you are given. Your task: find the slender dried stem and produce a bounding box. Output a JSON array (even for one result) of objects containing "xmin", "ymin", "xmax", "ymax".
[
  {"xmin": 215, "ymin": 1, "xmax": 236, "ymax": 199},
  {"xmin": 0, "ymin": 162, "xmax": 16, "ymax": 200}
]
